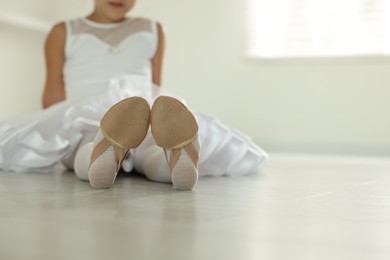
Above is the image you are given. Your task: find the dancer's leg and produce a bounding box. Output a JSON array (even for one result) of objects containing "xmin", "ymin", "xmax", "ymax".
[
  {"xmin": 62, "ymin": 132, "xmax": 95, "ymax": 171},
  {"xmin": 73, "ymin": 142, "xmax": 94, "ymax": 181},
  {"xmin": 73, "ymin": 131, "xmax": 135, "ymax": 182},
  {"xmin": 134, "ymin": 133, "xmax": 172, "ymax": 184}
]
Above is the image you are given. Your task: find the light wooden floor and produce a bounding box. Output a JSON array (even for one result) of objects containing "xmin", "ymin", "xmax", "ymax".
[{"xmin": 1, "ymin": 153, "xmax": 390, "ymax": 260}]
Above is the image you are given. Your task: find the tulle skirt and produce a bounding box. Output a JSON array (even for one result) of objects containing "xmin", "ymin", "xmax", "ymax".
[{"xmin": 0, "ymin": 75, "xmax": 268, "ymax": 175}]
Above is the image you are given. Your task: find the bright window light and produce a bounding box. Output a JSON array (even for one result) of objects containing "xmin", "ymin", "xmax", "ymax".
[{"xmin": 246, "ymin": 0, "xmax": 390, "ymax": 58}]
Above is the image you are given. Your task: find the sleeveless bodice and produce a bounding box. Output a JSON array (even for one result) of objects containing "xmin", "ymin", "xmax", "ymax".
[{"xmin": 64, "ymin": 17, "xmax": 157, "ymax": 99}]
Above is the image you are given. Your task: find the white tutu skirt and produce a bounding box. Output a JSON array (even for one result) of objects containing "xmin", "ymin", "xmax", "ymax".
[{"xmin": 0, "ymin": 75, "xmax": 268, "ymax": 176}]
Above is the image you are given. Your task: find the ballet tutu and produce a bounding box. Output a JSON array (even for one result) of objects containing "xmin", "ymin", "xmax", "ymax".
[{"xmin": 0, "ymin": 75, "xmax": 268, "ymax": 175}]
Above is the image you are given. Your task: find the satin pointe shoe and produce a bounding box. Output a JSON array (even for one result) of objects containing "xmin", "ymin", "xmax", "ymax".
[
  {"xmin": 88, "ymin": 97, "xmax": 150, "ymax": 188},
  {"xmin": 150, "ymin": 96, "xmax": 200, "ymax": 190}
]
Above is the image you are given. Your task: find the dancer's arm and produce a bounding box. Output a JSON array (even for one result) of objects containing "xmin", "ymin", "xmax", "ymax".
[
  {"xmin": 152, "ymin": 22, "xmax": 165, "ymax": 87},
  {"xmin": 42, "ymin": 22, "xmax": 66, "ymax": 108}
]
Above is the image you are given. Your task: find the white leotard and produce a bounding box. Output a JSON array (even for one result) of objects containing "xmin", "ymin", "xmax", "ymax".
[{"xmin": 64, "ymin": 17, "xmax": 157, "ymax": 99}]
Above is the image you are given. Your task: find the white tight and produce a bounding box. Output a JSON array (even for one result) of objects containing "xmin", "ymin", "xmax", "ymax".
[
  {"xmin": 73, "ymin": 132, "xmax": 172, "ymax": 184},
  {"xmin": 133, "ymin": 132, "xmax": 172, "ymax": 183}
]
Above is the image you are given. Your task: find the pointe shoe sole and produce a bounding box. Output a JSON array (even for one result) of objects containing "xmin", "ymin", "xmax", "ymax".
[
  {"xmin": 151, "ymin": 96, "xmax": 199, "ymax": 190},
  {"xmin": 89, "ymin": 97, "xmax": 150, "ymax": 188}
]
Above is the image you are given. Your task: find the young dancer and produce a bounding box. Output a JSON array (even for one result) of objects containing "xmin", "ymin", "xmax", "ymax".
[{"xmin": 0, "ymin": 0, "xmax": 268, "ymax": 190}]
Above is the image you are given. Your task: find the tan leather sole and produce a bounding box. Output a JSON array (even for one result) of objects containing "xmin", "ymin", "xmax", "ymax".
[
  {"xmin": 100, "ymin": 97, "xmax": 150, "ymax": 149},
  {"xmin": 150, "ymin": 96, "xmax": 198, "ymax": 149}
]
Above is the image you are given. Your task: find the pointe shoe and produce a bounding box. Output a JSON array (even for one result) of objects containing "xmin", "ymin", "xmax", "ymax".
[
  {"xmin": 88, "ymin": 97, "xmax": 150, "ymax": 188},
  {"xmin": 150, "ymin": 96, "xmax": 200, "ymax": 190}
]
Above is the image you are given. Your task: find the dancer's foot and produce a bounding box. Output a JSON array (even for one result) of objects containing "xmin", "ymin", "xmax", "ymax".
[
  {"xmin": 150, "ymin": 96, "xmax": 200, "ymax": 190},
  {"xmin": 88, "ymin": 97, "xmax": 150, "ymax": 188}
]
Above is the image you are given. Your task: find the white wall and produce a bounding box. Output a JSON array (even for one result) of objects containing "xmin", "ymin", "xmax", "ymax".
[
  {"xmin": 1, "ymin": 0, "xmax": 389, "ymax": 156},
  {"xmin": 0, "ymin": 24, "xmax": 45, "ymax": 118},
  {"xmin": 139, "ymin": 0, "xmax": 390, "ymax": 156},
  {"xmin": 0, "ymin": 0, "xmax": 92, "ymax": 118}
]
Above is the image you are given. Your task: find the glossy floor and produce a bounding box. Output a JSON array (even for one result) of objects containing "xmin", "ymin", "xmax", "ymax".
[{"xmin": 1, "ymin": 154, "xmax": 390, "ymax": 260}]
